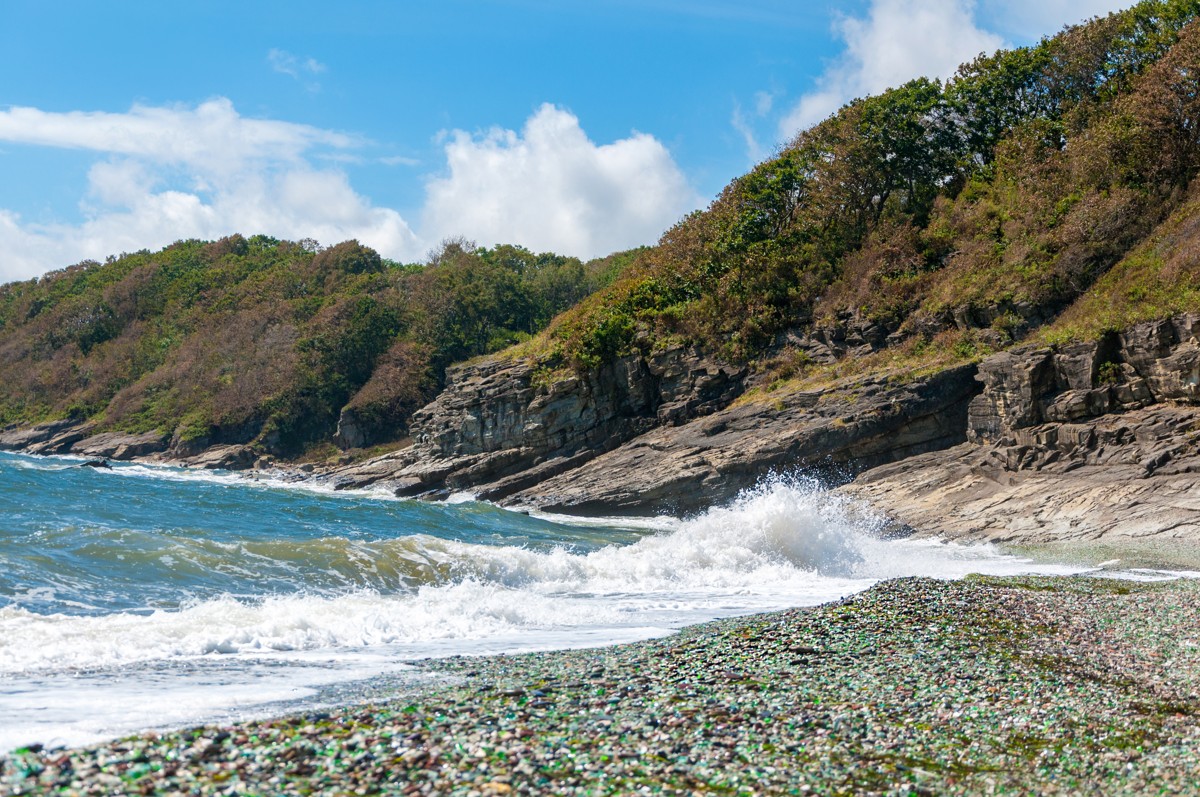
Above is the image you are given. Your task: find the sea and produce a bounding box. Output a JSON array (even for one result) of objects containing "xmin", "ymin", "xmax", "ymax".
[{"xmin": 0, "ymin": 449, "xmax": 1093, "ymax": 753}]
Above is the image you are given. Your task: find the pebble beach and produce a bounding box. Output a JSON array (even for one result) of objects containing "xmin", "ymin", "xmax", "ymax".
[{"xmin": 4, "ymin": 574, "xmax": 1200, "ymax": 796}]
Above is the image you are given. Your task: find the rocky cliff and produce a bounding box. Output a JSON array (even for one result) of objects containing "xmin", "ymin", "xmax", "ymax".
[
  {"xmin": 316, "ymin": 347, "xmax": 979, "ymax": 516},
  {"xmin": 502, "ymin": 365, "xmax": 978, "ymax": 516},
  {"xmin": 6, "ymin": 314, "xmax": 1200, "ymax": 543},
  {"xmin": 318, "ymin": 345, "xmax": 746, "ymax": 500},
  {"xmin": 843, "ymin": 315, "xmax": 1200, "ymax": 542},
  {"xmin": 321, "ymin": 314, "xmax": 1200, "ymax": 538}
]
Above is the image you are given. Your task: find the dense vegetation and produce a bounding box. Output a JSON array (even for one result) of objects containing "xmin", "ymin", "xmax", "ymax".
[
  {"xmin": 0, "ymin": 237, "xmax": 623, "ymax": 454},
  {"xmin": 535, "ymin": 0, "xmax": 1200, "ymax": 381}
]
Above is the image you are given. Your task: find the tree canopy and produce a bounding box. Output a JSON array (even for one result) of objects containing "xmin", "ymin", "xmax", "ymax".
[
  {"xmin": 0, "ymin": 236, "xmax": 624, "ymax": 453},
  {"xmin": 533, "ymin": 0, "xmax": 1200, "ymax": 371}
]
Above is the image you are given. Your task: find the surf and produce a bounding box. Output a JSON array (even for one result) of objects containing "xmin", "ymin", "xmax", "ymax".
[{"xmin": 0, "ymin": 453, "xmax": 1081, "ymax": 750}]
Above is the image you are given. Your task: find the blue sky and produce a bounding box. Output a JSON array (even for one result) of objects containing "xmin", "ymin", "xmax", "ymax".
[{"xmin": 0, "ymin": 0, "xmax": 1132, "ymax": 280}]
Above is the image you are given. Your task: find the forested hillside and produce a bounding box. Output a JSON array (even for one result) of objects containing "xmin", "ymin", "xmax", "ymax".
[
  {"xmin": 529, "ymin": 0, "xmax": 1200, "ymax": 387},
  {"xmin": 0, "ymin": 236, "xmax": 633, "ymax": 454}
]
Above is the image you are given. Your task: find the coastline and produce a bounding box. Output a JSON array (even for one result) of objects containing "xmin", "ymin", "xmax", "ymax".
[
  {"xmin": 5, "ymin": 574, "xmax": 1200, "ymax": 796},
  {"xmin": 6, "ymin": 7, "xmax": 1200, "ymax": 793},
  {"xmin": 7, "ymin": 310, "xmax": 1200, "ymax": 544}
]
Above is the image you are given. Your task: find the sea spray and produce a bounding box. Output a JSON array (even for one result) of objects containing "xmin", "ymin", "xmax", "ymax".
[{"xmin": 0, "ymin": 472, "xmax": 1069, "ymax": 674}]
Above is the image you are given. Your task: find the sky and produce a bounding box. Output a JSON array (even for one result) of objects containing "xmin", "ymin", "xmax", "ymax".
[{"xmin": 0, "ymin": 0, "xmax": 1134, "ymax": 281}]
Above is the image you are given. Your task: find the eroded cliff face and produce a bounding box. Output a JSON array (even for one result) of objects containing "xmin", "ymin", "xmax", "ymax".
[
  {"xmin": 7, "ymin": 314, "xmax": 1200, "ymax": 539},
  {"xmin": 361, "ymin": 313, "xmax": 1200, "ymax": 528},
  {"xmin": 967, "ymin": 315, "xmax": 1200, "ymax": 446},
  {"xmin": 844, "ymin": 315, "xmax": 1200, "ymax": 542},
  {"xmin": 320, "ymin": 346, "xmax": 747, "ymax": 499},
  {"xmin": 504, "ymin": 365, "xmax": 979, "ymax": 516},
  {"xmin": 320, "ymin": 346, "xmax": 981, "ymax": 515}
]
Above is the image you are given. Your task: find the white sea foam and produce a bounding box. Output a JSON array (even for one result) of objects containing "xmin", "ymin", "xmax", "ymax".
[
  {"xmin": 4, "ymin": 451, "xmax": 405, "ymax": 504},
  {"xmin": 105, "ymin": 461, "xmax": 408, "ymax": 503},
  {"xmin": 0, "ymin": 652, "xmax": 431, "ymax": 754},
  {"xmin": 5, "ymin": 455, "xmax": 1189, "ymax": 753},
  {"xmin": 0, "ymin": 477, "xmax": 1081, "ymax": 678}
]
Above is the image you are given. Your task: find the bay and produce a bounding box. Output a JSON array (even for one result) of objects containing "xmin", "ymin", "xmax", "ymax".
[{"xmin": 0, "ymin": 450, "xmax": 1082, "ymax": 752}]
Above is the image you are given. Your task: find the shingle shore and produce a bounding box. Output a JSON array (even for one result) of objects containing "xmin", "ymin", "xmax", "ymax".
[{"xmin": 4, "ymin": 575, "xmax": 1200, "ymax": 796}]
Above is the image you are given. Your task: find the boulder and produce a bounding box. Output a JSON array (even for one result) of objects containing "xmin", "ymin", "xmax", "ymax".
[
  {"xmin": 182, "ymin": 444, "xmax": 257, "ymax": 471},
  {"xmin": 333, "ymin": 409, "xmax": 366, "ymax": 450},
  {"xmin": 72, "ymin": 431, "xmax": 169, "ymax": 460}
]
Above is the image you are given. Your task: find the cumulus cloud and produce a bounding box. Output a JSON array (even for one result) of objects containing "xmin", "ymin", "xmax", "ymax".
[
  {"xmin": 0, "ymin": 99, "xmax": 419, "ymax": 281},
  {"xmin": 0, "ymin": 100, "xmax": 698, "ymax": 281},
  {"xmin": 0, "ymin": 99, "xmax": 354, "ymax": 163},
  {"xmin": 422, "ymin": 103, "xmax": 702, "ymax": 259},
  {"xmin": 780, "ymin": 0, "xmax": 1004, "ymax": 137},
  {"xmin": 777, "ymin": 0, "xmax": 1133, "ymax": 141}
]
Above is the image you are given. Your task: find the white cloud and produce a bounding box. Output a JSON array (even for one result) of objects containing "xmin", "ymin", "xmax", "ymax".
[
  {"xmin": 0, "ymin": 100, "xmax": 698, "ymax": 281},
  {"xmin": 777, "ymin": 0, "xmax": 1134, "ymax": 141},
  {"xmin": 268, "ymin": 49, "xmax": 327, "ymax": 91},
  {"xmin": 731, "ymin": 90, "xmax": 781, "ymax": 164},
  {"xmin": 422, "ymin": 103, "xmax": 702, "ymax": 259},
  {"xmin": 780, "ymin": 0, "xmax": 1004, "ymax": 137},
  {"xmin": 0, "ymin": 99, "xmax": 419, "ymax": 281},
  {"xmin": 0, "ymin": 99, "xmax": 354, "ymax": 173},
  {"xmin": 731, "ymin": 102, "xmax": 765, "ymax": 164}
]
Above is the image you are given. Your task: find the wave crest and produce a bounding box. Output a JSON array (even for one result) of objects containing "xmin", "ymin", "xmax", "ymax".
[{"xmin": 0, "ymin": 475, "xmax": 1072, "ymax": 674}]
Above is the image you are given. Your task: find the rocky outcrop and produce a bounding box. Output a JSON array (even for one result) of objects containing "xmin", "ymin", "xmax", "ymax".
[
  {"xmin": 0, "ymin": 420, "xmax": 91, "ymax": 454},
  {"xmin": 72, "ymin": 431, "xmax": 169, "ymax": 460},
  {"xmin": 321, "ymin": 346, "xmax": 747, "ymax": 498},
  {"xmin": 333, "ymin": 408, "xmax": 369, "ymax": 450},
  {"xmin": 967, "ymin": 315, "xmax": 1200, "ymax": 444},
  {"xmin": 842, "ymin": 315, "xmax": 1200, "ymax": 542},
  {"xmin": 843, "ymin": 406, "xmax": 1200, "ymax": 543},
  {"xmin": 320, "ymin": 356, "xmax": 979, "ymax": 515},
  {"xmin": 0, "ymin": 420, "xmax": 248, "ymax": 468},
  {"xmin": 180, "ymin": 444, "xmax": 258, "ymax": 470},
  {"xmin": 774, "ymin": 311, "xmax": 897, "ymax": 365},
  {"xmin": 505, "ymin": 365, "xmax": 979, "ymax": 515}
]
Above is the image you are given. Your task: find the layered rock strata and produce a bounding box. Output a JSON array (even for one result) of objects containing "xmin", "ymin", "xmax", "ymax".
[
  {"xmin": 843, "ymin": 315, "xmax": 1200, "ymax": 541},
  {"xmin": 0, "ymin": 423, "xmax": 253, "ymax": 470},
  {"xmin": 320, "ymin": 346, "xmax": 747, "ymax": 499},
  {"xmin": 4, "ymin": 314, "xmax": 1200, "ymax": 544},
  {"xmin": 503, "ymin": 365, "xmax": 979, "ymax": 516},
  {"xmin": 321, "ymin": 351, "xmax": 979, "ymax": 515}
]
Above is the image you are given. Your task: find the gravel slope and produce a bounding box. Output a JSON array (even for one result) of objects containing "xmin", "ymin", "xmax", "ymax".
[{"xmin": 4, "ymin": 575, "xmax": 1199, "ymax": 796}]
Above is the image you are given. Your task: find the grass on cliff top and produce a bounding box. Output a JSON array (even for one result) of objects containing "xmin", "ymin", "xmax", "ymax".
[
  {"xmin": 735, "ymin": 327, "xmax": 989, "ymax": 407},
  {"xmin": 1038, "ymin": 196, "xmax": 1200, "ymax": 346}
]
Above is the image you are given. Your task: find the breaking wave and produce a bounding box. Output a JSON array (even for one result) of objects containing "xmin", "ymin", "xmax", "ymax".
[{"xmin": 0, "ymin": 475, "xmax": 1077, "ymax": 675}]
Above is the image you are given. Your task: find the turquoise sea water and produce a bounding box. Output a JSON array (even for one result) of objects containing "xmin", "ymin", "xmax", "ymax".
[{"xmin": 0, "ymin": 450, "xmax": 1085, "ymax": 752}]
